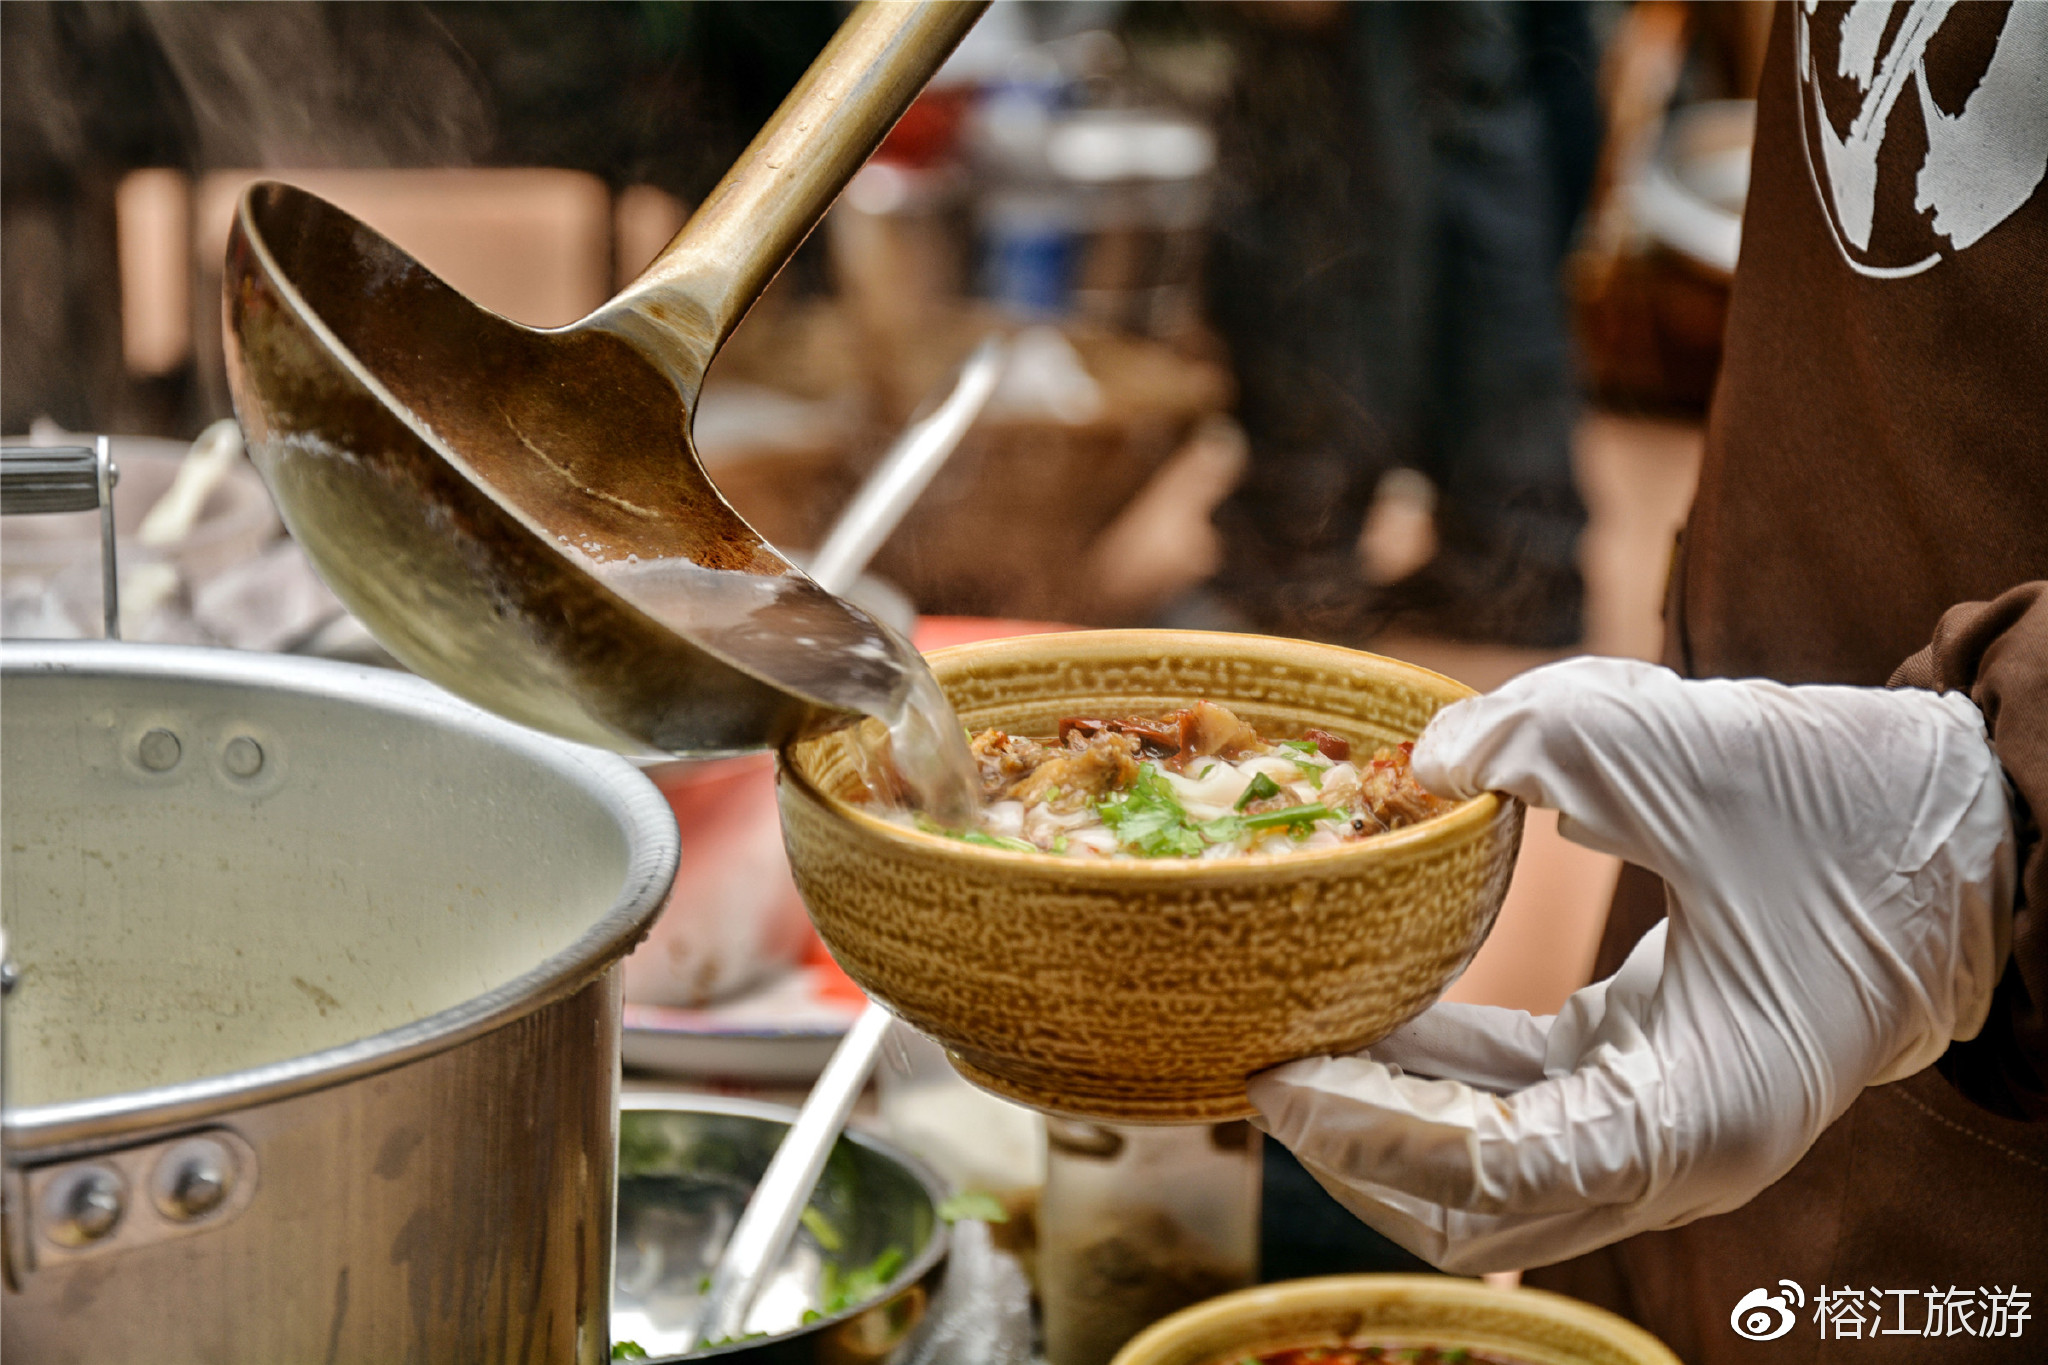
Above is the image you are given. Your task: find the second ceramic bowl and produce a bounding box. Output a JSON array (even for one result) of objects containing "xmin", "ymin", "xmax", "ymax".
[
  {"xmin": 1108, "ymin": 1275, "xmax": 1682, "ymax": 1365},
  {"xmin": 777, "ymin": 630, "xmax": 1523, "ymax": 1122}
]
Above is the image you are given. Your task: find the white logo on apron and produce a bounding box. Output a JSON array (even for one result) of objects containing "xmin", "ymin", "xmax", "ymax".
[{"xmin": 1796, "ymin": 0, "xmax": 2047, "ymax": 278}]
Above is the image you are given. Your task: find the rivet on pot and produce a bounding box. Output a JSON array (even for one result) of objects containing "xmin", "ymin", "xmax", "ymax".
[
  {"xmin": 223, "ymin": 735, "xmax": 264, "ymax": 778},
  {"xmin": 42, "ymin": 1165, "xmax": 125, "ymax": 1246},
  {"xmin": 152, "ymin": 1136, "xmax": 236, "ymax": 1221},
  {"xmin": 138, "ymin": 728, "xmax": 181, "ymax": 772}
]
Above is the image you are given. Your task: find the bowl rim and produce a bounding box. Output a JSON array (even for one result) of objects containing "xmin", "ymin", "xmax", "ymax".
[
  {"xmin": 779, "ymin": 629, "xmax": 1504, "ymax": 879},
  {"xmin": 1106, "ymin": 1272, "xmax": 1685, "ymax": 1365}
]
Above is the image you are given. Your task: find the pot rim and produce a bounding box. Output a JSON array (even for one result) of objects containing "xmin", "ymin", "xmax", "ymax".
[
  {"xmin": 779, "ymin": 629, "xmax": 1505, "ymax": 880},
  {"xmin": 2, "ymin": 640, "xmax": 681, "ymax": 1156}
]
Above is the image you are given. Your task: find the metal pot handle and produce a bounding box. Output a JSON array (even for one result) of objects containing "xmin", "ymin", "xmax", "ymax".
[{"xmin": 0, "ymin": 438, "xmax": 120, "ymax": 638}]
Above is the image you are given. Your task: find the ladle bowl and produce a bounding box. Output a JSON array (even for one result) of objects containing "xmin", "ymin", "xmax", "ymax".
[{"xmin": 224, "ymin": 2, "xmax": 985, "ymax": 756}]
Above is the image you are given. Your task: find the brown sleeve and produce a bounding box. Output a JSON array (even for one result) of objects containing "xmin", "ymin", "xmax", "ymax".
[{"xmin": 1890, "ymin": 582, "xmax": 2048, "ymax": 1121}]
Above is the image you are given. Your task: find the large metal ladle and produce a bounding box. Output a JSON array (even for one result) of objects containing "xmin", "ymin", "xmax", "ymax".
[{"xmin": 224, "ymin": 1, "xmax": 987, "ymax": 757}]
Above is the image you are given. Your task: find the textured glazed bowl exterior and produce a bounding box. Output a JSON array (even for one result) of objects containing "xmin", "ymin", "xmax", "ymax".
[
  {"xmin": 778, "ymin": 631, "xmax": 1523, "ymax": 1122},
  {"xmin": 1107, "ymin": 1275, "xmax": 1683, "ymax": 1365}
]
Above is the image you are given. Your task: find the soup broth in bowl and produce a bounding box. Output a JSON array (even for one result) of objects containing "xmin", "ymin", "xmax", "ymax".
[
  {"xmin": 778, "ymin": 630, "xmax": 1523, "ymax": 1123},
  {"xmin": 893, "ymin": 704, "xmax": 1449, "ymax": 860}
]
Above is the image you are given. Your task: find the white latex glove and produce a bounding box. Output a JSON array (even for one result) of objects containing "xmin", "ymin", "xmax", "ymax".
[{"xmin": 1249, "ymin": 657, "xmax": 2015, "ymax": 1274}]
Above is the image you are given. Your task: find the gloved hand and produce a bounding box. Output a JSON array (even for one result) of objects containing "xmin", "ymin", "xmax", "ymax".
[{"xmin": 1249, "ymin": 656, "xmax": 2015, "ymax": 1274}]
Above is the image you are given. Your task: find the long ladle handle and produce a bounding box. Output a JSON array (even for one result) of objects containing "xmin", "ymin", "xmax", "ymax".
[
  {"xmin": 692, "ymin": 1002, "xmax": 896, "ymax": 1345},
  {"xmin": 595, "ymin": 1, "xmax": 987, "ymax": 399}
]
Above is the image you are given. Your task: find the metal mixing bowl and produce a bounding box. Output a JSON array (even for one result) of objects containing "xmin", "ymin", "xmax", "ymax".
[{"xmin": 614, "ymin": 1095, "xmax": 949, "ymax": 1362}]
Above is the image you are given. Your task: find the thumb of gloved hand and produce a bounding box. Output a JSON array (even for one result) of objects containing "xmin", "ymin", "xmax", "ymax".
[{"xmin": 1251, "ymin": 657, "xmax": 2014, "ymax": 1274}]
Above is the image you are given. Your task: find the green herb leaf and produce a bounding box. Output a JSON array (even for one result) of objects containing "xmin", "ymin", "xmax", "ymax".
[
  {"xmin": 1097, "ymin": 764, "xmax": 1206, "ymax": 857},
  {"xmin": 819, "ymin": 1245, "xmax": 909, "ymax": 1315},
  {"xmin": 1234, "ymin": 772, "xmax": 1282, "ymax": 809},
  {"xmin": 936, "ymin": 1190, "xmax": 1010, "ymax": 1224},
  {"xmin": 917, "ymin": 814, "xmax": 1037, "ymax": 854},
  {"xmin": 1052, "ymin": 833, "xmax": 1069, "ymax": 855},
  {"xmin": 1277, "ymin": 739, "xmax": 1329, "ymax": 786},
  {"xmin": 959, "ymin": 829, "xmax": 1038, "ymax": 854},
  {"xmin": 800, "ymin": 1204, "xmax": 844, "ymax": 1252},
  {"xmin": 1199, "ymin": 813, "xmax": 1245, "ymax": 843},
  {"xmin": 611, "ymin": 1343, "xmax": 649, "ymax": 1360},
  {"xmin": 1241, "ymin": 802, "xmax": 1338, "ymax": 832}
]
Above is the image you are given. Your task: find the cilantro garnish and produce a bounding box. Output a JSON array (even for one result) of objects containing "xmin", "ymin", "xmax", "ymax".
[
  {"xmin": 1097, "ymin": 764, "xmax": 1341, "ymax": 856},
  {"xmin": 1235, "ymin": 772, "xmax": 1282, "ymax": 809},
  {"xmin": 800, "ymin": 1204, "xmax": 843, "ymax": 1252},
  {"xmin": 1096, "ymin": 764, "xmax": 1208, "ymax": 857},
  {"xmin": 818, "ymin": 1246, "xmax": 907, "ymax": 1315},
  {"xmin": 1242, "ymin": 802, "xmax": 1337, "ymax": 831},
  {"xmin": 961, "ymin": 829, "xmax": 1038, "ymax": 853},
  {"xmin": 915, "ymin": 815, "xmax": 1037, "ymax": 854}
]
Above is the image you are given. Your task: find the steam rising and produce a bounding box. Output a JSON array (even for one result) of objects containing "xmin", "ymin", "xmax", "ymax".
[{"xmin": 141, "ymin": 1, "xmax": 491, "ymax": 168}]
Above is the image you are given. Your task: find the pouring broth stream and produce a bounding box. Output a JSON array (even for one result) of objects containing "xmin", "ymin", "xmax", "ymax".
[{"xmin": 591, "ymin": 551, "xmax": 980, "ymax": 822}]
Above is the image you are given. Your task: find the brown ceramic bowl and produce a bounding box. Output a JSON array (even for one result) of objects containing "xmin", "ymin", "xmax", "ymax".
[
  {"xmin": 777, "ymin": 630, "xmax": 1523, "ymax": 1122},
  {"xmin": 1108, "ymin": 1275, "xmax": 1683, "ymax": 1365}
]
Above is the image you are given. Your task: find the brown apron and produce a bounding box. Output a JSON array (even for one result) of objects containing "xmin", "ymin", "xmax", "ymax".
[{"xmin": 1527, "ymin": 5, "xmax": 2048, "ymax": 1360}]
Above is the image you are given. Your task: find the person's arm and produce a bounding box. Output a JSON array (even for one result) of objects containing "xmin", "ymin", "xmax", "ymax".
[
  {"xmin": 1892, "ymin": 581, "xmax": 2048, "ymax": 1121},
  {"xmin": 1247, "ymin": 655, "xmax": 2016, "ymax": 1274}
]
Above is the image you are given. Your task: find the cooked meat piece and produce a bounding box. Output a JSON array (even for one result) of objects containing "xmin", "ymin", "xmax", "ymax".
[
  {"xmin": 1059, "ymin": 702, "xmax": 1268, "ymax": 771},
  {"xmin": 971, "ymin": 729, "xmax": 1054, "ymax": 801},
  {"xmin": 1178, "ymin": 700, "xmax": 1265, "ymax": 763},
  {"xmin": 1358, "ymin": 741, "xmax": 1449, "ymax": 827},
  {"xmin": 1059, "ymin": 715, "xmax": 1183, "ymax": 755},
  {"xmin": 1238, "ymin": 793, "xmax": 1297, "ymax": 817},
  {"xmin": 1009, "ymin": 731, "xmax": 1142, "ymax": 808},
  {"xmin": 1303, "ymin": 728, "xmax": 1352, "ymax": 761}
]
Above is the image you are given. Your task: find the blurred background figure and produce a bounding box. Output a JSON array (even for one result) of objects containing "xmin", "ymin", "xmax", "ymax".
[{"xmin": 1165, "ymin": 0, "xmax": 1600, "ymax": 650}]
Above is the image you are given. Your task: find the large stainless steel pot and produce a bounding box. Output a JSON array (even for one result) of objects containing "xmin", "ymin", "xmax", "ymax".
[{"xmin": 0, "ymin": 641, "xmax": 679, "ymax": 1364}]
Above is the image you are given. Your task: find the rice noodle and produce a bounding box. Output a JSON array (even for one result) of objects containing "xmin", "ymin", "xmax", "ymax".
[{"xmin": 881, "ymin": 701, "xmax": 1449, "ymax": 859}]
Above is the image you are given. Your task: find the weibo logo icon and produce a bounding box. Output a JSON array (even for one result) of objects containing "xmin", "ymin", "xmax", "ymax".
[{"xmin": 1731, "ymin": 1280, "xmax": 1807, "ymax": 1341}]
